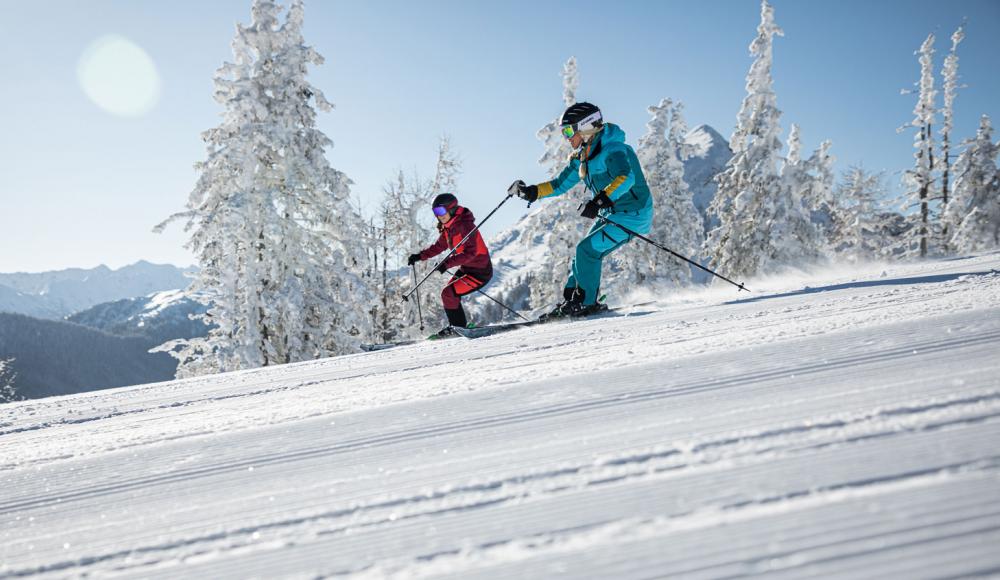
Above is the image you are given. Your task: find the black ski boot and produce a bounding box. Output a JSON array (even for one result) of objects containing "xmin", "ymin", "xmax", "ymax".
[
  {"xmin": 429, "ymin": 307, "xmax": 469, "ymax": 340},
  {"xmin": 569, "ymin": 301, "xmax": 609, "ymax": 317},
  {"xmin": 539, "ymin": 287, "xmax": 586, "ymax": 321}
]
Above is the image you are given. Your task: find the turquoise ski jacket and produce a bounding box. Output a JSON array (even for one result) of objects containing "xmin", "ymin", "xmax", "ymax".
[{"xmin": 535, "ymin": 123, "xmax": 653, "ymax": 221}]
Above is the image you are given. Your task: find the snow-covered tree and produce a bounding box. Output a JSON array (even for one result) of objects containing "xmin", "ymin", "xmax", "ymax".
[
  {"xmin": 622, "ymin": 98, "xmax": 702, "ymax": 288},
  {"xmin": 781, "ymin": 128, "xmax": 836, "ymax": 251},
  {"xmin": 154, "ymin": 0, "xmax": 370, "ymax": 376},
  {"xmin": 431, "ymin": 135, "xmax": 461, "ymax": 194},
  {"xmin": 946, "ymin": 115, "xmax": 1000, "ymax": 253},
  {"xmin": 774, "ymin": 124, "xmax": 826, "ymax": 263},
  {"xmin": 516, "ymin": 56, "xmax": 589, "ymax": 308},
  {"xmin": 939, "ymin": 24, "xmax": 965, "ymax": 251},
  {"xmin": 706, "ymin": 0, "xmax": 810, "ymax": 279},
  {"xmin": 0, "ymin": 358, "xmax": 17, "ymax": 404},
  {"xmin": 804, "ymin": 139, "xmax": 836, "ymax": 240},
  {"xmin": 366, "ymin": 136, "xmax": 464, "ymax": 342},
  {"xmin": 899, "ymin": 33, "xmax": 938, "ymax": 258},
  {"xmin": 830, "ymin": 166, "xmax": 892, "ymax": 261}
]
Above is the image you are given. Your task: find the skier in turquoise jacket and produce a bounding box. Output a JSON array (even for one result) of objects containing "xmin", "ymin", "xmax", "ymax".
[{"xmin": 511, "ymin": 102, "xmax": 654, "ymax": 318}]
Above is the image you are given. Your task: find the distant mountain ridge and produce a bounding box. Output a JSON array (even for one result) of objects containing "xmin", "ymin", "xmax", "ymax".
[
  {"xmin": 0, "ymin": 312, "xmax": 177, "ymax": 400},
  {"xmin": 0, "ymin": 261, "xmax": 195, "ymax": 319},
  {"xmin": 68, "ymin": 290, "xmax": 211, "ymax": 346},
  {"xmin": 682, "ymin": 124, "xmax": 732, "ymax": 232}
]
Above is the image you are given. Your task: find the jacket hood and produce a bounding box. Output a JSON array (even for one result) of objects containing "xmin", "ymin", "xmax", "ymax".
[
  {"xmin": 598, "ymin": 123, "xmax": 626, "ymax": 146},
  {"xmin": 443, "ymin": 205, "xmax": 475, "ymax": 229}
]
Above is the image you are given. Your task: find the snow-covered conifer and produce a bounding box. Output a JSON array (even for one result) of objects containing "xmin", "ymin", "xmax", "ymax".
[
  {"xmin": 622, "ymin": 98, "xmax": 702, "ymax": 288},
  {"xmin": 899, "ymin": 33, "xmax": 938, "ymax": 258},
  {"xmin": 705, "ymin": 0, "xmax": 797, "ymax": 279},
  {"xmin": 946, "ymin": 115, "xmax": 1000, "ymax": 253},
  {"xmin": 781, "ymin": 128, "xmax": 838, "ymax": 255},
  {"xmin": 154, "ymin": 0, "xmax": 370, "ymax": 376},
  {"xmin": 774, "ymin": 124, "xmax": 825, "ymax": 263},
  {"xmin": 519, "ymin": 57, "xmax": 589, "ymax": 308},
  {"xmin": 940, "ymin": 25, "xmax": 965, "ymax": 250},
  {"xmin": 830, "ymin": 166, "xmax": 891, "ymax": 261},
  {"xmin": 0, "ymin": 358, "xmax": 17, "ymax": 404}
]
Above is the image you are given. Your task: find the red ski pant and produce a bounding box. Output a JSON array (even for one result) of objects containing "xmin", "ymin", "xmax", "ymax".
[{"xmin": 441, "ymin": 271, "xmax": 488, "ymax": 310}]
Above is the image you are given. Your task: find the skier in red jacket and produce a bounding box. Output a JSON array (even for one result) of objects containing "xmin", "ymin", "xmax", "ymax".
[{"xmin": 408, "ymin": 193, "xmax": 493, "ymax": 338}]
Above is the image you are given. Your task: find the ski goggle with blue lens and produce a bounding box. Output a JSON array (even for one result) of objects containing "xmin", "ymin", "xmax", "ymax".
[{"xmin": 432, "ymin": 205, "xmax": 450, "ymax": 217}]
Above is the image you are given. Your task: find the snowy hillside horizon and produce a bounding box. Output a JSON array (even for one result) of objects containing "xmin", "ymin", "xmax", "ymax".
[
  {"xmin": 0, "ymin": 261, "xmax": 195, "ymax": 320},
  {"xmin": 3, "ymin": 251, "xmax": 998, "ymax": 576}
]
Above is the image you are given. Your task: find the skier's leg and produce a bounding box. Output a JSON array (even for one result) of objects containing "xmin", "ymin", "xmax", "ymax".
[
  {"xmin": 441, "ymin": 275, "xmax": 465, "ymax": 328},
  {"xmin": 442, "ymin": 271, "xmax": 487, "ymax": 328},
  {"xmin": 569, "ymin": 221, "xmax": 630, "ymax": 305}
]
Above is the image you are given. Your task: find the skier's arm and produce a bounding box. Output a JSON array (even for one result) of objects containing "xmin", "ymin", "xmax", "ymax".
[
  {"xmin": 418, "ymin": 228, "xmax": 449, "ymax": 260},
  {"xmin": 601, "ymin": 150, "xmax": 635, "ymax": 203},
  {"xmin": 535, "ymin": 157, "xmax": 581, "ymax": 200}
]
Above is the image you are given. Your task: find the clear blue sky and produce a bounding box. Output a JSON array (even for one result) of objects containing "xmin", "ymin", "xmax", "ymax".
[{"xmin": 2, "ymin": 0, "xmax": 998, "ymax": 273}]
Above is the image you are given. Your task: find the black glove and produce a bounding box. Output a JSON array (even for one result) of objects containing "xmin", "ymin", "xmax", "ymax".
[
  {"xmin": 435, "ymin": 261, "xmax": 449, "ymax": 274},
  {"xmin": 509, "ymin": 179, "xmax": 538, "ymax": 203},
  {"xmin": 407, "ymin": 253, "xmax": 421, "ymax": 266},
  {"xmin": 580, "ymin": 191, "xmax": 614, "ymax": 219}
]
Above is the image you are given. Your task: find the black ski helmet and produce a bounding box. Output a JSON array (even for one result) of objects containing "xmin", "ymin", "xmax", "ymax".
[
  {"xmin": 561, "ymin": 102, "xmax": 603, "ymax": 133},
  {"xmin": 432, "ymin": 193, "xmax": 458, "ymax": 216}
]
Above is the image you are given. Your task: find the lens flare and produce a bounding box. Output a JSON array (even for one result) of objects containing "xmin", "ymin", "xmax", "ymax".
[{"xmin": 77, "ymin": 35, "xmax": 161, "ymax": 118}]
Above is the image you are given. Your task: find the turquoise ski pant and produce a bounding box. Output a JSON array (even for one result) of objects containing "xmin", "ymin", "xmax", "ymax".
[{"xmin": 565, "ymin": 211, "xmax": 652, "ymax": 305}]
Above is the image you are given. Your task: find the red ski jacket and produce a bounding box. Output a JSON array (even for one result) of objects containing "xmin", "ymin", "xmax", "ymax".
[{"xmin": 419, "ymin": 206, "xmax": 493, "ymax": 278}]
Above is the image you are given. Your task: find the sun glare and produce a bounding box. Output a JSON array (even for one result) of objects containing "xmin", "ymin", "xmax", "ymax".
[{"xmin": 77, "ymin": 35, "xmax": 161, "ymax": 118}]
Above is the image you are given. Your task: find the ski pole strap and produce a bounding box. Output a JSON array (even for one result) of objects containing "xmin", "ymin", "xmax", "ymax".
[{"xmin": 596, "ymin": 215, "xmax": 749, "ymax": 292}]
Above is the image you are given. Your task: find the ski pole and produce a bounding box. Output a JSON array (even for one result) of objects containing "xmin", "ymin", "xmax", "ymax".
[
  {"xmin": 438, "ymin": 269, "xmax": 531, "ymax": 323},
  {"xmin": 411, "ymin": 264, "xmax": 424, "ymax": 331},
  {"xmin": 596, "ymin": 215, "xmax": 750, "ymax": 292},
  {"xmin": 402, "ymin": 192, "xmax": 514, "ymax": 302},
  {"xmin": 468, "ymin": 283, "xmax": 531, "ymax": 323}
]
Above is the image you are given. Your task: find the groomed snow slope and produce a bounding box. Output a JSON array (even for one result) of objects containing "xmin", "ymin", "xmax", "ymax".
[{"xmin": 2, "ymin": 253, "xmax": 1000, "ymax": 579}]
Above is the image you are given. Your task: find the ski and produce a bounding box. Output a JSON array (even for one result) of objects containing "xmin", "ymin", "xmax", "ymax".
[
  {"xmin": 453, "ymin": 301, "xmax": 657, "ymax": 340},
  {"xmin": 363, "ymin": 301, "xmax": 659, "ymax": 347},
  {"xmin": 359, "ymin": 340, "xmax": 420, "ymax": 352},
  {"xmin": 359, "ymin": 331, "xmax": 464, "ymax": 352}
]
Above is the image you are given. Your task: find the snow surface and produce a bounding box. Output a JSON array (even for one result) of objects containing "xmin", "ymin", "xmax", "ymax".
[{"xmin": 2, "ymin": 253, "xmax": 999, "ymax": 578}]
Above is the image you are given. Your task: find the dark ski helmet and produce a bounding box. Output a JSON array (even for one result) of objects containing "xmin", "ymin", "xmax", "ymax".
[
  {"xmin": 560, "ymin": 102, "xmax": 603, "ymax": 139},
  {"xmin": 432, "ymin": 193, "xmax": 458, "ymax": 217}
]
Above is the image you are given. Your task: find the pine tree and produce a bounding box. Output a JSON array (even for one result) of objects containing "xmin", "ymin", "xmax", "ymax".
[
  {"xmin": 830, "ymin": 166, "xmax": 891, "ymax": 261},
  {"xmin": 705, "ymin": 0, "xmax": 799, "ymax": 279},
  {"xmin": 623, "ymin": 98, "xmax": 702, "ymax": 288},
  {"xmin": 775, "ymin": 124, "xmax": 825, "ymax": 264},
  {"xmin": 899, "ymin": 33, "xmax": 938, "ymax": 258},
  {"xmin": 519, "ymin": 56, "xmax": 589, "ymax": 308},
  {"xmin": 0, "ymin": 358, "xmax": 17, "ymax": 404},
  {"xmin": 947, "ymin": 115, "xmax": 1000, "ymax": 253},
  {"xmin": 154, "ymin": 0, "xmax": 370, "ymax": 376},
  {"xmin": 939, "ymin": 24, "xmax": 965, "ymax": 251},
  {"xmin": 805, "ymin": 139, "xmax": 836, "ymax": 242}
]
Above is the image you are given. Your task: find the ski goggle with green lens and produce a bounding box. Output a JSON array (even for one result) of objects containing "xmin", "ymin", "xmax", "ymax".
[
  {"xmin": 560, "ymin": 111, "xmax": 603, "ymax": 140},
  {"xmin": 432, "ymin": 205, "xmax": 450, "ymax": 217}
]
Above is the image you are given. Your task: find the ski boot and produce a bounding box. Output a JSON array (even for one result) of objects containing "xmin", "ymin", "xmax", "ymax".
[
  {"xmin": 538, "ymin": 287, "xmax": 586, "ymax": 322},
  {"xmin": 569, "ymin": 301, "xmax": 609, "ymax": 317},
  {"xmin": 428, "ymin": 325, "xmax": 459, "ymax": 340}
]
